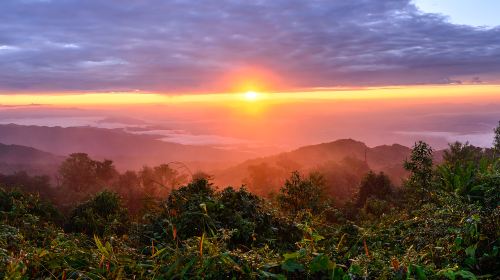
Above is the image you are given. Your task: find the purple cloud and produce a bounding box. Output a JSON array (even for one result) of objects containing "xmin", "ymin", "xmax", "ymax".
[{"xmin": 1, "ymin": 0, "xmax": 500, "ymax": 93}]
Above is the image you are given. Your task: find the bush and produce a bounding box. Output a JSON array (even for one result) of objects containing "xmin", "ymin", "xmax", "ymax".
[
  {"xmin": 356, "ymin": 171, "xmax": 393, "ymax": 207},
  {"xmin": 0, "ymin": 188, "xmax": 62, "ymax": 226},
  {"xmin": 66, "ymin": 190, "xmax": 129, "ymax": 236},
  {"xmin": 139, "ymin": 178, "xmax": 302, "ymax": 252},
  {"xmin": 277, "ymin": 171, "xmax": 329, "ymax": 215},
  {"xmin": 363, "ymin": 197, "xmax": 391, "ymax": 217}
]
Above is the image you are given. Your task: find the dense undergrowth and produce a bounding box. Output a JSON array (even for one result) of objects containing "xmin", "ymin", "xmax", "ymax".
[{"xmin": 1, "ymin": 125, "xmax": 499, "ymax": 279}]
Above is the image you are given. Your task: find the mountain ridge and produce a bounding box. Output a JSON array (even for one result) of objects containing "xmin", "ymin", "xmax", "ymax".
[
  {"xmin": 0, "ymin": 124, "xmax": 254, "ymax": 170},
  {"xmin": 0, "ymin": 142, "xmax": 63, "ymax": 175}
]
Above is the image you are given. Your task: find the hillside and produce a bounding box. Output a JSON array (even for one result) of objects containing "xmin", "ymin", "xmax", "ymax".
[
  {"xmin": 212, "ymin": 139, "xmax": 448, "ymax": 199},
  {"xmin": 0, "ymin": 142, "xmax": 63, "ymax": 175}
]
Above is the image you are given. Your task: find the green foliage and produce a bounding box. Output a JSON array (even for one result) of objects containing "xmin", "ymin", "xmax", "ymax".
[
  {"xmin": 66, "ymin": 190, "xmax": 129, "ymax": 236},
  {"xmin": 1, "ymin": 128, "xmax": 500, "ymax": 279},
  {"xmin": 277, "ymin": 171, "xmax": 329, "ymax": 215},
  {"xmin": 362, "ymin": 197, "xmax": 392, "ymax": 217},
  {"xmin": 142, "ymin": 178, "xmax": 301, "ymax": 251},
  {"xmin": 356, "ymin": 171, "xmax": 393, "ymax": 207},
  {"xmin": 216, "ymin": 187, "xmax": 278, "ymax": 246},
  {"xmin": 494, "ymin": 120, "xmax": 500, "ymax": 154},
  {"xmin": 443, "ymin": 141, "xmax": 485, "ymax": 168},
  {"xmin": 404, "ymin": 141, "xmax": 434, "ymax": 191},
  {"xmin": 165, "ymin": 178, "xmax": 218, "ymax": 239},
  {"xmin": 0, "ymin": 187, "xmax": 62, "ymax": 226},
  {"xmin": 436, "ymin": 141, "xmax": 500, "ymax": 208}
]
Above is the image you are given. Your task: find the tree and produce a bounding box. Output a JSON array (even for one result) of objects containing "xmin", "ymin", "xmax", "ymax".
[
  {"xmin": 494, "ymin": 120, "xmax": 500, "ymax": 154},
  {"xmin": 139, "ymin": 164, "xmax": 188, "ymax": 198},
  {"xmin": 404, "ymin": 141, "xmax": 433, "ymax": 191},
  {"xmin": 277, "ymin": 171, "xmax": 327, "ymax": 215},
  {"xmin": 58, "ymin": 153, "xmax": 117, "ymax": 194},
  {"xmin": 246, "ymin": 163, "xmax": 284, "ymax": 196},
  {"xmin": 436, "ymin": 131, "xmax": 500, "ymax": 203},
  {"xmin": 112, "ymin": 171, "xmax": 144, "ymax": 214},
  {"xmin": 0, "ymin": 171, "xmax": 53, "ymax": 200},
  {"xmin": 356, "ymin": 171, "xmax": 393, "ymax": 207},
  {"xmin": 443, "ymin": 141, "xmax": 484, "ymax": 168},
  {"xmin": 437, "ymin": 141, "xmax": 486, "ymax": 196},
  {"xmin": 315, "ymin": 157, "xmax": 370, "ymax": 202},
  {"xmin": 59, "ymin": 153, "xmax": 97, "ymax": 193}
]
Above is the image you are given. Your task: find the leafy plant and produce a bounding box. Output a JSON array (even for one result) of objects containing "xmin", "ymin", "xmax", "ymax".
[{"xmin": 66, "ymin": 190, "xmax": 129, "ymax": 236}]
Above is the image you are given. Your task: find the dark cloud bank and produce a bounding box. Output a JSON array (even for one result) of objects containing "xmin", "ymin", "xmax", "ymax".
[{"xmin": 1, "ymin": 0, "xmax": 500, "ymax": 93}]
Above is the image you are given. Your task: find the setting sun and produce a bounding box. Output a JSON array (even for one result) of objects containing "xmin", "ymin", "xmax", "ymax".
[{"xmin": 244, "ymin": 91, "xmax": 259, "ymax": 101}]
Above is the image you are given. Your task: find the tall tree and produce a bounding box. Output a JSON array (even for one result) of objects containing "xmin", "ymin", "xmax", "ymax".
[
  {"xmin": 404, "ymin": 141, "xmax": 433, "ymax": 191},
  {"xmin": 356, "ymin": 171, "xmax": 393, "ymax": 207},
  {"xmin": 277, "ymin": 171, "xmax": 327, "ymax": 215},
  {"xmin": 59, "ymin": 153, "xmax": 117, "ymax": 194},
  {"xmin": 139, "ymin": 164, "xmax": 187, "ymax": 198},
  {"xmin": 494, "ymin": 120, "xmax": 500, "ymax": 155},
  {"xmin": 443, "ymin": 141, "xmax": 484, "ymax": 168}
]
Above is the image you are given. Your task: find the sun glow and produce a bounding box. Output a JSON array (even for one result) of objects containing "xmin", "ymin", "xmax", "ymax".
[
  {"xmin": 1, "ymin": 85, "xmax": 500, "ymax": 107},
  {"xmin": 244, "ymin": 91, "xmax": 259, "ymax": 101}
]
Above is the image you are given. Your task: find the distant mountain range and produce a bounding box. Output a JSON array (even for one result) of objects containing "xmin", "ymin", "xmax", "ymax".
[
  {"xmin": 0, "ymin": 125, "xmax": 444, "ymax": 195},
  {"xmin": 213, "ymin": 139, "xmax": 444, "ymax": 198},
  {"xmin": 0, "ymin": 124, "xmax": 254, "ymax": 170},
  {"xmin": 214, "ymin": 139, "xmax": 413, "ymax": 187}
]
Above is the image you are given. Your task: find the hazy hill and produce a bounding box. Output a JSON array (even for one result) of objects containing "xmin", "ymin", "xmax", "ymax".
[
  {"xmin": 0, "ymin": 142, "xmax": 63, "ymax": 175},
  {"xmin": 0, "ymin": 124, "xmax": 253, "ymax": 170},
  {"xmin": 212, "ymin": 139, "xmax": 447, "ymax": 199}
]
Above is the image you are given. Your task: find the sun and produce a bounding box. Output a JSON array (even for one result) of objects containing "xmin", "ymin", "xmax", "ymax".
[{"xmin": 244, "ymin": 91, "xmax": 259, "ymax": 101}]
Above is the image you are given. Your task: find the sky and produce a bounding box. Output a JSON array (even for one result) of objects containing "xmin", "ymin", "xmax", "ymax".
[
  {"xmin": 414, "ymin": 0, "xmax": 500, "ymax": 27},
  {"xmin": 0, "ymin": 0, "xmax": 499, "ymax": 152},
  {"xmin": 1, "ymin": 0, "xmax": 500, "ymax": 93}
]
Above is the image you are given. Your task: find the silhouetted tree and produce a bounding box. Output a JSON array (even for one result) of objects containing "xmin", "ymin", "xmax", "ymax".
[
  {"xmin": 277, "ymin": 171, "xmax": 327, "ymax": 214},
  {"xmin": 139, "ymin": 164, "xmax": 188, "ymax": 198},
  {"xmin": 404, "ymin": 141, "xmax": 433, "ymax": 191},
  {"xmin": 246, "ymin": 163, "xmax": 284, "ymax": 196},
  {"xmin": 443, "ymin": 141, "xmax": 484, "ymax": 168},
  {"xmin": 0, "ymin": 171, "xmax": 53, "ymax": 199},
  {"xmin": 494, "ymin": 120, "xmax": 500, "ymax": 155},
  {"xmin": 59, "ymin": 153, "xmax": 117, "ymax": 194},
  {"xmin": 112, "ymin": 171, "xmax": 144, "ymax": 214},
  {"xmin": 315, "ymin": 157, "xmax": 370, "ymax": 202},
  {"xmin": 356, "ymin": 171, "xmax": 393, "ymax": 207}
]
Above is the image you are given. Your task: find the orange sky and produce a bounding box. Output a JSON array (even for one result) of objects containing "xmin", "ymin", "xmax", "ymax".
[
  {"xmin": 1, "ymin": 84, "xmax": 500, "ymax": 107},
  {"xmin": 1, "ymin": 84, "xmax": 499, "ymax": 151}
]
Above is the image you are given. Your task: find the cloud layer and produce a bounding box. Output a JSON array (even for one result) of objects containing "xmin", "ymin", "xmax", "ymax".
[{"xmin": 1, "ymin": 0, "xmax": 500, "ymax": 93}]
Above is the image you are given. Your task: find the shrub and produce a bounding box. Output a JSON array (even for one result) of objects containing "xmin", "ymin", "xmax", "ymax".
[
  {"xmin": 363, "ymin": 197, "xmax": 391, "ymax": 217},
  {"xmin": 356, "ymin": 171, "xmax": 393, "ymax": 207},
  {"xmin": 0, "ymin": 188, "xmax": 62, "ymax": 226},
  {"xmin": 277, "ymin": 171, "xmax": 328, "ymax": 215},
  {"xmin": 66, "ymin": 190, "xmax": 129, "ymax": 236}
]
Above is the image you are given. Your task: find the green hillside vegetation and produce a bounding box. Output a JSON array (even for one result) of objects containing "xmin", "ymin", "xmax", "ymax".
[{"xmin": 0, "ymin": 122, "xmax": 499, "ymax": 279}]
